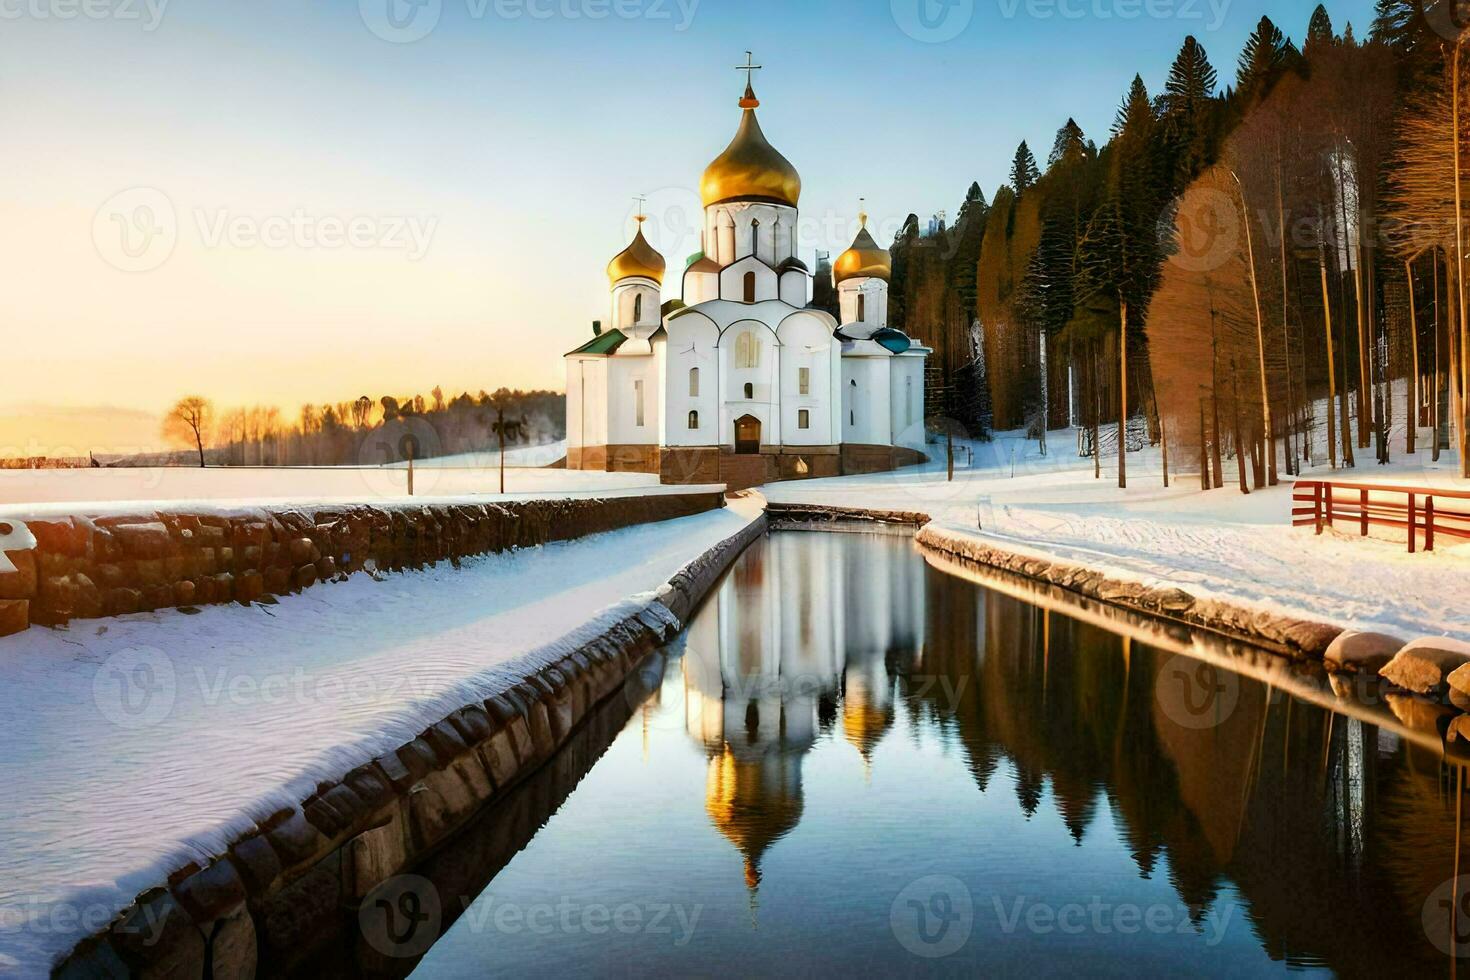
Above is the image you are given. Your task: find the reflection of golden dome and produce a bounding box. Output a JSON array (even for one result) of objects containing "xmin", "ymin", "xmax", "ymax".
[
  {"xmin": 705, "ymin": 746, "xmax": 803, "ymax": 890},
  {"xmin": 842, "ymin": 685, "xmax": 894, "ymax": 760},
  {"xmin": 607, "ymin": 220, "xmax": 666, "ymax": 286},
  {"xmin": 701, "ymin": 84, "xmax": 802, "ymax": 209},
  {"xmin": 834, "ymin": 215, "xmax": 891, "ymax": 285}
]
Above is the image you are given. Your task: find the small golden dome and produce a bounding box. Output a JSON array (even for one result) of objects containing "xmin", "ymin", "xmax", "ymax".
[
  {"xmin": 834, "ymin": 215, "xmax": 891, "ymax": 285},
  {"xmin": 701, "ymin": 85, "xmax": 802, "ymax": 209},
  {"xmin": 606, "ymin": 219, "xmax": 666, "ymax": 286}
]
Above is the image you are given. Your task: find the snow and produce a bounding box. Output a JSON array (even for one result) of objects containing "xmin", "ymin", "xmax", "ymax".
[
  {"xmin": 763, "ymin": 429, "xmax": 1470, "ymax": 643},
  {"xmin": 0, "ymin": 469, "xmax": 672, "ymax": 517},
  {"xmin": 381, "ymin": 440, "xmax": 568, "ymax": 469},
  {"xmin": 0, "ymin": 496, "xmax": 762, "ymax": 977}
]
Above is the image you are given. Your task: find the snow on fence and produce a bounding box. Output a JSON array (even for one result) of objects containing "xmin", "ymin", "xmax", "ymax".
[{"xmin": 1292, "ymin": 479, "xmax": 1470, "ymax": 553}]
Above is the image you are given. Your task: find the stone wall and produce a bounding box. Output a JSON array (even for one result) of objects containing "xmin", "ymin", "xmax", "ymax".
[
  {"xmin": 52, "ymin": 509, "xmax": 768, "ymax": 979},
  {"xmin": 0, "ymin": 492, "xmax": 723, "ymax": 638}
]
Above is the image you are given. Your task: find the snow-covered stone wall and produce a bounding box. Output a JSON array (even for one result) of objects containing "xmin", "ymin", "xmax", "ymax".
[{"xmin": 0, "ymin": 493, "xmax": 724, "ymax": 638}]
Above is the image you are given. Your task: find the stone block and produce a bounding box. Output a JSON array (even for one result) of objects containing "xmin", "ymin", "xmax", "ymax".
[
  {"xmin": 1324, "ymin": 630, "xmax": 1405, "ymax": 675},
  {"xmin": 263, "ymin": 566, "xmax": 291, "ymax": 595},
  {"xmin": 208, "ymin": 904, "xmax": 257, "ymax": 980},
  {"xmin": 479, "ymin": 728, "xmax": 520, "ymax": 787},
  {"xmin": 315, "ymin": 556, "xmax": 337, "ymax": 581},
  {"xmin": 74, "ymin": 573, "xmax": 103, "ymax": 618},
  {"xmin": 0, "ymin": 599, "xmax": 28, "ymax": 637},
  {"xmin": 171, "ymin": 858, "xmax": 246, "ymax": 923},
  {"xmin": 288, "ymin": 537, "xmax": 315, "ymax": 564},
  {"xmin": 104, "ymin": 587, "xmax": 142, "ymax": 616},
  {"xmin": 172, "ymin": 579, "xmax": 197, "ymax": 607},
  {"xmin": 0, "ymin": 549, "xmax": 36, "ymax": 599},
  {"xmin": 344, "ymin": 764, "xmax": 394, "ymax": 810},
  {"xmin": 256, "ymin": 852, "xmax": 341, "ymax": 972},
  {"xmin": 141, "ymin": 584, "xmax": 172, "ymax": 612},
  {"xmin": 111, "ymin": 522, "xmax": 173, "ymax": 560},
  {"xmin": 264, "ymin": 807, "xmax": 328, "ymax": 870},
  {"xmin": 228, "ymin": 834, "xmax": 282, "ymax": 897},
  {"xmin": 111, "ymin": 890, "xmax": 205, "ymax": 977},
  {"xmin": 294, "ymin": 564, "xmax": 317, "ymax": 590},
  {"xmin": 54, "ymin": 935, "xmax": 130, "ymax": 979},
  {"xmin": 1381, "ymin": 638, "xmax": 1470, "ymax": 693},
  {"xmin": 421, "ymin": 719, "xmax": 468, "ymax": 763},
  {"xmin": 235, "ymin": 570, "xmax": 264, "ymax": 604},
  {"xmin": 347, "ymin": 809, "xmax": 408, "ymax": 900},
  {"xmin": 213, "ymin": 572, "xmax": 234, "ymax": 602},
  {"xmin": 396, "ymin": 739, "xmax": 438, "ymax": 784}
]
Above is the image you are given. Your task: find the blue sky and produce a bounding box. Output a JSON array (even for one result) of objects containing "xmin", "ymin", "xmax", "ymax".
[{"xmin": 0, "ymin": 0, "xmax": 1376, "ymax": 448}]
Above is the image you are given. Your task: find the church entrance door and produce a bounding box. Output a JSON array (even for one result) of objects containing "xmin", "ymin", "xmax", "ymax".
[{"xmin": 734, "ymin": 415, "xmax": 761, "ymax": 454}]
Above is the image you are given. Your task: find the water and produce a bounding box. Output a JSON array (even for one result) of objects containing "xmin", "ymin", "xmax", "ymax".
[{"xmin": 409, "ymin": 531, "xmax": 1464, "ymax": 979}]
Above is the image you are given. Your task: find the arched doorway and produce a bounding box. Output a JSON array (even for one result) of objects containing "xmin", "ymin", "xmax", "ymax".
[{"xmin": 734, "ymin": 415, "xmax": 761, "ymax": 454}]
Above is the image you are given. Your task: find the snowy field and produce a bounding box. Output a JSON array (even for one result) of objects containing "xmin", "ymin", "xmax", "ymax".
[
  {"xmin": 0, "ymin": 440, "xmax": 665, "ymax": 510},
  {"xmin": 0, "ymin": 497, "xmax": 761, "ymax": 976},
  {"xmin": 766, "ymin": 428, "xmax": 1470, "ymax": 642}
]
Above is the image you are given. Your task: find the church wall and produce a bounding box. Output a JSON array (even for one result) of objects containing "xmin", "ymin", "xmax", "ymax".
[
  {"xmin": 663, "ymin": 313, "xmax": 720, "ymax": 448},
  {"xmin": 721, "ymin": 319, "xmax": 780, "ymax": 449},
  {"xmin": 889, "ymin": 352, "xmax": 928, "ymax": 453},
  {"xmin": 777, "ymin": 311, "xmax": 840, "ymax": 448},
  {"xmin": 565, "ymin": 356, "xmax": 608, "ymax": 468},
  {"xmin": 842, "ymin": 356, "xmax": 892, "ymax": 446},
  {"xmin": 612, "ymin": 279, "xmax": 660, "ymax": 335},
  {"xmin": 778, "ymin": 271, "xmax": 806, "ymax": 307},
  {"xmin": 606, "ymin": 355, "xmax": 660, "ymax": 449},
  {"xmin": 719, "ymin": 256, "xmax": 779, "ymax": 304},
  {"xmin": 838, "ymin": 277, "xmax": 888, "ymax": 329},
  {"xmin": 683, "ymin": 268, "xmax": 718, "ymax": 306},
  {"xmin": 705, "ymin": 202, "xmax": 796, "ymax": 268}
]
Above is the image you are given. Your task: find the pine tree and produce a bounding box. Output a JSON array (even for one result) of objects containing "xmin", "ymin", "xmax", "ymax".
[
  {"xmin": 1049, "ymin": 118, "xmax": 1088, "ymax": 166},
  {"xmin": 1161, "ymin": 36, "xmax": 1219, "ymax": 188},
  {"xmin": 1011, "ymin": 141, "xmax": 1041, "ymax": 196},
  {"xmin": 887, "ymin": 214, "xmax": 921, "ymax": 331},
  {"xmin": 1236, "ymin": 15, "xmax": 1291, "ymax": 101},
  {"xmin": 1306, "ymin": 3, "xmax": 1335, "ymax": 55}
]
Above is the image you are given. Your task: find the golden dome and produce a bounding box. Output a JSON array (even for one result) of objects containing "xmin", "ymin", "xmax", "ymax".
[
  {"xmin": 607, "ymin": 219, "xmax": 666, "ymax": 286},
  {"xmin": 705, "ymin": 746, "xmax": 804, "ymax": 891},
  {"xmin": 834, "ymin": 214, "xmax": 891, "ymax": 285},
  {"xmin": 700, "ymin": 84, "xmax": 802, "ymax": 209}
]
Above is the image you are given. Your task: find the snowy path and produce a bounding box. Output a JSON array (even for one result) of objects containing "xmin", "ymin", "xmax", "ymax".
[
  {"xmin": 765, "ymin": 430, "xmax": 1470, "ymax": 642},
  {"xmin": 0, "ymin": 498, "xmax": 759, "ymax": 976}
]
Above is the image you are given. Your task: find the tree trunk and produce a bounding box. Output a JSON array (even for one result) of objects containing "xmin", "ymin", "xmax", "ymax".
[
  {"xmin": 1161, "ymin": 416, "xmax": 1170, "ymax": 488},
  {"xmin": 1231, "ymin": 360, "xmax": 1250, "ymax": 495},
  {"xmin": 1435, "ymin": 253, "xmax": 1443, "ymax": 463},
  {"xmin": 1407, "ymin": 257, "xmax": 1420, "ymax": 456},
  {"xmin": 1199, "ymin": 398, "xmax": 1210, "ymax": 491},
  {"xmin": 1456, "ymin": 41, "xmax": 1469, "ymax": 477},
  {"xmin": 1319, "ymin": 247, "xmax": 1339, "ymax": 470},
  {"xmin": 1277, "ymin": 170, "xmax": 1296, "ymax": 476},
  {"xmin": 1119, "ymin": 299, "xmax": 1128, "ymax": 490},
  {"xmin": 1238, "ymin": 178, "xmax": 1276, "ymax": 486},
  {"xmin": 1092, "ymin": 341, "xmax": 1102, "ymax": 481},
  {"xmin": 195, "ymin": 435, "xmax": 205, "ymax": 469}
]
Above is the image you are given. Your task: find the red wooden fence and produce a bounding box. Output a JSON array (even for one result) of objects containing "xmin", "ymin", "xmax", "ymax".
[{"xmin": 1292, "ymin": 480, "xmax": 1470, "ymax": 553}]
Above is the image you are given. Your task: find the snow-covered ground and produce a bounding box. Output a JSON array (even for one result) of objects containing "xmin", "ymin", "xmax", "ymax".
[
  {"xmin": 0, "ymin": 497, "xmax": 761, "ymax": 976},
  {"xmin": 380, "ymin": 440, "xmax": 568, "ymax": 469},
  {"xmin": 765, "ymin": 429, "xmax": 1470, "ymax": 643},
  {"xmin": 0, "ymin": 450, "xmax": 656, "ymax": 509}
]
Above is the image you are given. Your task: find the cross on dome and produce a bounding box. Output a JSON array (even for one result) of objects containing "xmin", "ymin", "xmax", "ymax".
[{"xmin": 736, "ymin": 51, "xmax": 762, "ymax": 108}]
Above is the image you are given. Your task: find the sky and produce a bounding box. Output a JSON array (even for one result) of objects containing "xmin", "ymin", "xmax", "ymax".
[{"xmin": 0, "ymin": 0, "xmax": 1376, "ymax": 454}]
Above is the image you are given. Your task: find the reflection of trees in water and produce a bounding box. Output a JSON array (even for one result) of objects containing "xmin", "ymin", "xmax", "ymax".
[
  {"xmin": 682, "ymin": 533, "xmax": 1465, "ymax": 972},
  {"xmin": 908, "ymin": 563, "xmax": 1462, "ymax": 973}
]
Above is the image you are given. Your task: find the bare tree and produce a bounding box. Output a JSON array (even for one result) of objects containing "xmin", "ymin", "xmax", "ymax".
[{"xmin": 162, "ymin": 396, "xmax": 214, "ymax": 468}]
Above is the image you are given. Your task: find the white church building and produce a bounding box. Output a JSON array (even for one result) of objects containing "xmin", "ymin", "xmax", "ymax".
[{"xmin": 565, "ymin": 67, "xmax": 929, "ymax": 488}]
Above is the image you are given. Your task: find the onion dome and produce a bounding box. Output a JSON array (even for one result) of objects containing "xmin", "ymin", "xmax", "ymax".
[
  {"xmin": 705, "ymin": 745, "xmax": 804, "ymax": 891},
  {"xmin": 701, "ymin": 83, "xmax": 802, "ymax": 209},
  {"xmin": 607, "ymin": 217, "xmax": 666, "ymax": 286},
  {"xmin": 873, "ymin": 328, "xmax": 912, "ymax": 354},
  {"xmin": 834, "ymin": 213, "xmax": 891, "ymax": 285}
]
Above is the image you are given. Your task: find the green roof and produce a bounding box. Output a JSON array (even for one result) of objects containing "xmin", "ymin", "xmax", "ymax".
[{"xmin": 567, "ymin": 329, "xmax": 627, "ymax": 356}]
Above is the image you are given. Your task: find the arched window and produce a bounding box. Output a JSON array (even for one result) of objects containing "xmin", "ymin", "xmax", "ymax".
[
  {"xmin": 735, "ymin": 331, "xmax": 760, "ymax": 369},
  {"xmin": 856, "ymin": 293, "xmax": 866, "ymax": 322},
  {"xmin": 633, "ymin": 293, "xmax": 643, "ymax": 323},
  {"xmin": 689, "ymin": 367, "xmax": 700, "ymax": 397},
  {"xmin": 749, "ymin": 219, "xmax": 760, "ymax": 260},
  {"xmin": 743, "ymin": 271, "xmax": 757, "ymax": 303},
  {"xmin": 688, "ymin": 410, "xmax": 699, "ymax": 430},
  {"xmin": 744, "ymin": 382, "xmax": 754, "ymax": 399}
]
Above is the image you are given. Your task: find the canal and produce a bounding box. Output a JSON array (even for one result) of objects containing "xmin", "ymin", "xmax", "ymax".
[{"xmin": 376, "ymin": 530, "xmax": 1460, "ymax": 977}]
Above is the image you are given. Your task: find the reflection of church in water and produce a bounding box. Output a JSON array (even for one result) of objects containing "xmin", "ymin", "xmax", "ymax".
[{"xmin": 678, "ymin": 533, "xmax": 926, "ymax": 889}]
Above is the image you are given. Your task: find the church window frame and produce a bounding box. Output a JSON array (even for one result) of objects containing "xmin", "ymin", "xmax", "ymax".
[
  {"xmin": 634, "ymin": 380, "xmax": 645, "ymax": 427},
  {"xmin": 743, "ymin": 271, "xmax": 757, "ymax": 304},
  {"xmin": 688, "ymin": 409, "xmax": 699, "ymax": 430},
  {"xmin": 744, "ymin": 382, "xmax": 754, "ymax": 400},
  {"xmin": 798, "ymin": 409, "xmax": 810, "ymax": 430},
  {"xmin": 689, "ymin": 366, "xmax": 700, "ymax": 397},
  {"xmin": 798, "ymin": 367, "xmax": 810, "ymax": 395},
  {"xmin": 735, "ymin": 331, "xmax": 760, "ymax": 369}
]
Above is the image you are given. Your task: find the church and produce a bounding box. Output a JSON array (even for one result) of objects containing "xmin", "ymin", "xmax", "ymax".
[{"xmin": 565, "ymin": 62, "xmax": 930, "ymax": 488}]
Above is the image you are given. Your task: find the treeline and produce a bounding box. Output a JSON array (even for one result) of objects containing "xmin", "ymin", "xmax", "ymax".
[
  {"xmin": 893, "ymin": 1, "xmax": 1470, "ymax": 487},
  {"xmin": 213, "ymin": 387, "xmax": 566, "ymax": 467}
]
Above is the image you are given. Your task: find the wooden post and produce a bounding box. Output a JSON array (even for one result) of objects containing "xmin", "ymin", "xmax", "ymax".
[
  {"xmin": 1428, "ymin": 497, "xmax": 1437, "ymax": 552},
  {"xmin": 1325, "ymin": 482, "xmax": 1334, "ymax": 527},
  {"xmin": 1119, "ymin": 298, "xmax": 1128, "ymax": 490},
  {"xmin": 1360, "ymin": 488, "xmax": 1369, "ymax": 537},
  {"xmin": 1409, "ymin": 493, "xmax": 1417, "ymax": 554},
  {"xmin": 407, "ymin": 442, "xmax": 415, "ymax": 497},
  {"xmin": 1314, "ymin": 482, "xmax": 1323, "ymax": 535}
]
